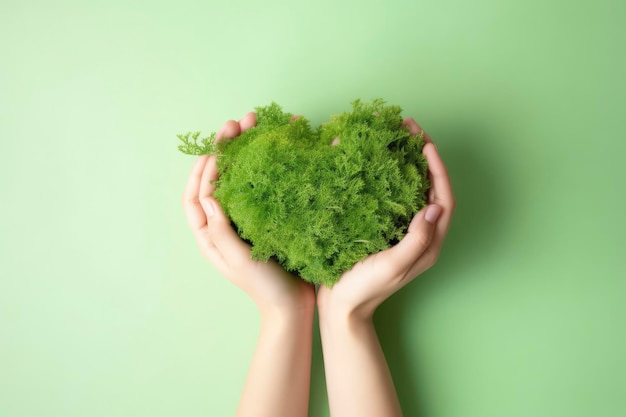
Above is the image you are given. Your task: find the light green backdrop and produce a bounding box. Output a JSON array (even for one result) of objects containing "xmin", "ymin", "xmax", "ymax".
[{"xmin": 1, "ymin": 1, "xmax": 624, "ymax": 416}]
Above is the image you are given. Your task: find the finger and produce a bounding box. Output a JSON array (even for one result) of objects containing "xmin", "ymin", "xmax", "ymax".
[
  {"xmin": 216, "ymin": 120, "xmax": 241, "ymax": 142},
  {"xmin": 380, "ymin": 205, "xmax": 440, "ymax": 277},
  {"xmin": 182, "ymin": 156, "xmax": 210, "ymax": 232},
  {"xmin": 402, "ymin": 117, "xmax": 420, "ymax": 135},
  {"xmin": 197, "ymin": 157, "xmax": 251, "ymax": 268},
  {"xmin": 423, "ymin": 143, "xmax": 456, "ymax": 251},
  {"xmin": 181, "ymin": 156, "xmax": 227, "ymax": 270},
  {"xmin": 195, "ymin": 233, "xmax": 229, "ymax": 273},
  {"xmin": 200, "ymin": 196, "xmax": 252, "ymax": 268},
  {"xmin": 403, "ymin": 245, "xmax": 439, "ymax": 282},
  {"xmin": 402, "ymin": 118, "xmax": 436, "ymax": 200},
  {"xmin": 239, "ymin": 112, "xmax": 257, "ymax": 132},
  {"xmin": 423, "ymin": 143, "xmax": 454, "ymax": 208},
  {"xmin": 403, "ymin": 117, "xmax": 433, "ymax": 144},
  {"xmin": 199, "ymin": 154, "xmax": 220, "ymax": 200}
]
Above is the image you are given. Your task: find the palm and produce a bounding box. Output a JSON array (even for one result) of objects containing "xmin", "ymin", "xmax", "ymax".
[
  {"xmin": 317, "ymin": 250, "xmax": 402, "ymax": 316},
  {"xmin": 243, "ymin": 258, "xmax": 315, "ymax": 310}
]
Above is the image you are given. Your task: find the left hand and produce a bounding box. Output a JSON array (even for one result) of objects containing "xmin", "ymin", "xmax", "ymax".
[{"xmin": 182, "ymin": 113, "xmax": 315, "ymax": 315}]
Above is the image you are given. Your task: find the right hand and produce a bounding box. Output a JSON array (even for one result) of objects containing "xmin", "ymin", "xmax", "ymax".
[{"xmin": 317, "ymin": 118, "xmax": 456, "ymax": 320}]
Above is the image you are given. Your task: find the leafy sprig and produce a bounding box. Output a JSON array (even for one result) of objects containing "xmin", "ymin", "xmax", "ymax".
[{"xmin": 177, "ymin": 131, "xmax": 217, "ymax": 155}]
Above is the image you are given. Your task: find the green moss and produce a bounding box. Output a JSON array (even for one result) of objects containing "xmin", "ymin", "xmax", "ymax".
[{"xmin": 178, "ymin": 99, "xmax": 430, "ymax": 286}]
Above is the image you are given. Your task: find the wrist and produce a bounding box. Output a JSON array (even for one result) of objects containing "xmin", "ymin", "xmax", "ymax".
[
  {"xmin": 259, "ymin": 297, "xmax": 315, "ymax": 325},
  {"xmin": 318, "ymin": 300, "xmax": 374, "ymax": 330},
  {"xmin": 317, "ymin": 291, "xmax": 377, "ymax": 324},
  {"xmin": 318, "ymin": 305, "xmax": 376, "ymax": 352},
  {"xmin": 253, "ymin": 280, "xmax": 317, "ymax": 320}
]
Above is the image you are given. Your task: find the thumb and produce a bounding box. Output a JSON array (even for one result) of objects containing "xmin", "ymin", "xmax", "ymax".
[
  {"xmin": 385, "ymin": 205, "xmax": 441, "ymax": 273},
  {"xmin": 200, "ymin": 196, "xmax": 251, "ymax": 266}
]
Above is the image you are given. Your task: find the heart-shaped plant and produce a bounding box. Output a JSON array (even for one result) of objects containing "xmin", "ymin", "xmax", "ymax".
[{"xmin": 178, "ymin": 99, "xmax": 430, "ymax": 286}]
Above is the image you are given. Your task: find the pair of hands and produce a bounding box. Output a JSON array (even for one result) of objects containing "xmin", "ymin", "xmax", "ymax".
[{"xmin": 182, "ymin": 112, "xmax": 455, "ymax": 319}]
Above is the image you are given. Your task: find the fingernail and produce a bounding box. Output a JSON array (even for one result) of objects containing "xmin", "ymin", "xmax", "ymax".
[
  {"xmin": 202, "ymin": 198, "xmax": 215, "ymax": 216},
  {"xmin": 425, "ymin": 205, "xmax": 441, "ymax": 224}
]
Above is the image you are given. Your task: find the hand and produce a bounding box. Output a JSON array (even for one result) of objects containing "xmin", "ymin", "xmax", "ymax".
[
  {"xmin": 317, "ymin": 118, "xmax": 456, "ymax": 320},
  {"xmin": 182, "ymin": 113, "xmax": 315, "ymax": 315}
]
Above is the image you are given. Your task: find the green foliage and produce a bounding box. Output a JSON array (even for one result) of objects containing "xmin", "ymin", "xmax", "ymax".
[
  {"xmin": 178, "ymin": 99, "xmax": 430, "ymax": 286},
  {"xmin": 177, "ymin": 131, "xmax": 216, "ymax": 155}
]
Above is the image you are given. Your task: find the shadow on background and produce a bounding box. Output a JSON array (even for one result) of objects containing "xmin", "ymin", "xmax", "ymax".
[
  {"xmin": 373, "ymin": 121, "xmax": 508, "ymax": 416},
  {"xmin": 309, "ymin": 312, "xmax": 328, "ymax": 416}
]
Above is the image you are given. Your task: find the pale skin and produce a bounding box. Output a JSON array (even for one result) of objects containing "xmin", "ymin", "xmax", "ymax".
[{"xmin": 182, "ymin": 112, "xmax": 455, "ymax": 417}]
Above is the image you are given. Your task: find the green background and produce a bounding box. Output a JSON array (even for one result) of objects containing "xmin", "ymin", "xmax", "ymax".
[{"xmin": 1, "ymin": 0, "xmax": 624, "ymax": 416}]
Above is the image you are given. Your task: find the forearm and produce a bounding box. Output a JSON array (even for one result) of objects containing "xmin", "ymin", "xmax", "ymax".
[
  {"xmin": 236, "ymin": 306, "xmax": 314, "ymax": 417},
  {"xmin": 319, "ymin": 308, "xmax": 403, "ymax": 417}
]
